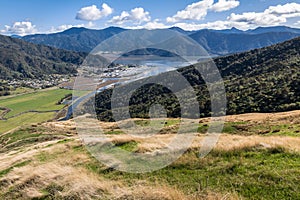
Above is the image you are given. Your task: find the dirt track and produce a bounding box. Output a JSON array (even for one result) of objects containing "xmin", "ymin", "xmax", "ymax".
[{"xmin": 0, "ymin": 107, "xmax": 11, "ymax": 120}]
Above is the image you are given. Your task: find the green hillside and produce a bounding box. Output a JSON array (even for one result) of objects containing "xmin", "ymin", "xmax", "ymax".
[
  {"xmin": 91, "ymin": 36, "xmax": 300, "ymax": 121},
  {"xmin": 0, "ymin": 35, "xmax": 87, "ymax": 80}
]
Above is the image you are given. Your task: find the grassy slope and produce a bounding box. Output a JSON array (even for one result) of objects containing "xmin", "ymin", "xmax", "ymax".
[
  {"xmin": 0, "ymin": 111, "xmax": 299, "ymax": 199},
  {"xmin": 0, "ymin": 88, "xmax": 71, "ymax": 133}
]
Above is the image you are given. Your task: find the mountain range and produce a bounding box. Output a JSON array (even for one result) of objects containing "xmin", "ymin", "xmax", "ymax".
[
  {"xmin": 1, "ymin": 25, "xmax": 300, "ymax": 82},
  {"xmin": 22, "ymin": 26, "xmax": 300, "ymax": 56},
  {"xmin": 23, "ymin": 27, "xmax": 126, "ymax": 53}
]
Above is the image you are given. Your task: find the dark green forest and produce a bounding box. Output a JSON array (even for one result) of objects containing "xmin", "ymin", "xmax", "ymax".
[{"xmin": 0, "ymin": 35, "xmax": 86, "ymax": 80}]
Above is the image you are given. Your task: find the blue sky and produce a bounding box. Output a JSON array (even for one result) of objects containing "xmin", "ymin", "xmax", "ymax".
[{"xmin": 0, "ymin": 0, "xmax": 300, "ymax": 35}]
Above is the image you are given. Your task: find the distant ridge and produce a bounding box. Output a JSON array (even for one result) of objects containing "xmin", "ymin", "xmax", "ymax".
[
  {"xmin": 23, "ymin": 27, "xmax": 126, "ymax": 52},
  {"xmin": 168, "ymin": 27, "xmax": 196, "ymax": 35},
  {"xmin": 211, "ymin": 27, "xmax": 244, "ymax": 34},
  {"xmin": 21, "ymin": 26, "xmax": 300, "ymax": 55},
  {"xmin": 189, "ymin": 30, "xmax": 300, "ymax": 55},
  {"xmin": 247, "ymin": 26, "xmax": 300, "ymax": 34}
]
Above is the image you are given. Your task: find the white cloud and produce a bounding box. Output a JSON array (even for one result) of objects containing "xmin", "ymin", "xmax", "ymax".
[
  {"xmin": 76, "ymin": 4, "xmax": 113, "ymax": 21},
  {"xmin": 143, "ymin": 20, "xmax": 169, "ymax": 29},
  {"xmin": 210, "ymin": 0, "xmax": 240, "ymax": 12},
  {"xmin": 118, "ymin": 2, "xmax": 300, "ymax": 31},
  {"xmin": 294, "ymin": 21, "xmax": 300, "ymax": 26},
  {"xmin": 173, "ymin": 21, "xmax": 250, "ymax": 31},
  {"xmin": 121, "ymin": 20, "xmax": 168, "ymax": 30},
  {"xmin": 266, "ymin": 3, "xmax": 300, "ymax": 15},
  {"xmin": 165, "ymin": 2, "xmax": 300, "ymax": 31},
  {"xmin": 109, "ymin": 7, "xmax": 151, "ymax": 25},
  {"xmin": 228, "ymin": 3, "xmax": 300, "ymax": 26},
  {"xmin": 131, "ymin": 8, "xmax": 151, "ymax": 23},
  {"xmin": 268, "ymin": 3, "xmax": 300, "ymax": 19},
  {"xmin": 166, "ymin": 0, "xmax": 214, "ymax": 23},
  {"xmin": 228, "ymin": 12, "xmax": 286, "ymax": 26},
  {"xmin": 166, "ymin": 0, "xmax": 240, "ymax": 23},
  {"xmin": 50, "ymin": 22, "xmax": 96, "ymax": 33},
  {"xmin": 48, "ymin": 22, "xmax": 96, "ymax": 33},
  {"xmin": 50, "ymin": 24, "xmax": 83, "ymax": 33},
  {"xmin": 1, "ymin": 21, "xmax": 37, "ymax": 36},
  {"xmin": 123, "ymin": 19, "xmax": 249, "ymax": 31},
  {"xmin": 0, "ymin": 21, "xmax": 92, "ymax": 36},
  {"xmin": 292, "ymin": 21, "xmax": 300, "ymax": 29}
]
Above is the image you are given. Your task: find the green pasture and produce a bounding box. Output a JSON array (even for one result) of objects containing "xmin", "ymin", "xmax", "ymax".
[{"xmin": 0, "ymin": 88, "xmax": 71, "ymax": 133}]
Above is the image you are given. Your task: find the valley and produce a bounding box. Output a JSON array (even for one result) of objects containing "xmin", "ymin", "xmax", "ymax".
[
  {"xmin": 0, "ymin": 19, "xmax": 299, "ymax": 199},
  {"xmin": 0, "ymin": 88, "xmax": 71, "ymax": 133}
]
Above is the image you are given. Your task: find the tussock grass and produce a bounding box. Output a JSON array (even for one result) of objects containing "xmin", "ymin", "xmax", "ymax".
[{"xmin": 0, "ymin": 111, "xmax": 300, "ymax": 199}]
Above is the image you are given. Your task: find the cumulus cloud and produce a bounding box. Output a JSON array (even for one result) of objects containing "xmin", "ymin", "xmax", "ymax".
[
  {"xmin": 228, "ymin": 2, "xmax": 300, "ymax": 26},
  {"xmin": 109, "ymin": 7, "xmax": 151, "ymax": 25},
  {"xmin": 48, "ymin": 22, "xmax": 95, "ymax": 33},
  {"xmin": 1, "ymin": 21, "xmax": 37, "ymax": 36},
  {"xmin": 76, "ymin": 3, "xmax": 113, "ymax": 21},
  {"xmin": 121, "ymin": 2, "xmax": 298, "ymax": 31},
  {"xmin": 143, "ymin": 19, "xmax": 169, "ymax": 29},
  {"xmin": 50, "ymin": 24, "xmax": 83, "ymax": 33},
  {"xmin": 120, "ymin": 20, "xmax": 168, "ymax": 30},
  {"xmin": 170, "ymin": 2, "xmax": 300, "ymax": 31},
  {"xmin": 210, "ymin": 0, "xmax": 240, "ymax": 12},
  {"xmin": 294, "ymin": 21, "xmax": 300, "ymax": 26},
  {"xmin": 173, "ymin": 21, "xmax": 249, "ymax": 31},
  {"xmin": 166, "ymin": 0, "xmax": 214, "ymax": 23},
  {"xmin": 266, "ymin": 3, "xmax": 300, "ymax": 16},
  {"xmin": 166, "ymin": 0, "xmax": 240, "ymax": 23},
  {"xmin": 228, "ymin": 12, "xmax": 286, "ymax": 26}
]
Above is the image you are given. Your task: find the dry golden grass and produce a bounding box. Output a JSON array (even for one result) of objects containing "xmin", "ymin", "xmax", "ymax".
[
  {"xmin": 0, "ymin": 139, "xmax": 57, "ymax": 170},
  {"xmin": 43, "ymin": 112, "xmax": 300, "ymax": 154},
  {"xmin": 1, "ymin": 110, "xmax": 299, "ymax": 199},
  {"xmin": 0, "ymin": 140, "xmax": 122, "ymax": 199},
  {"xmin": 116, "ymin": 182, "xmax": 187, "ymax": 200},
  {"xmin": 0, "ymin": 138, "xmax": 238, "ymax": 200},
  {"xmin": 114, "ymin": 181, "xmax": 239, "ymax": 200},
  {"xmin": 102, "ymin": 133, "xmax": 300, "ymax": 154},
  {"xmin": 224, "ymin": 110, "xmax": 300, "ymax": 124},
  {"xmin": 2, "ymin": 162, "xmax": 111, "ymax": 199},
  {"xmin": 211, "ymin": 134, "xmax": 300, "ymax": 152}
]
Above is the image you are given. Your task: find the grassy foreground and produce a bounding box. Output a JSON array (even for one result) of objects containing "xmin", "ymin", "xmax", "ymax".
[
  {"xmin": 0, "ymin": 88, "xmax": 71, "ymax": 133},
  {"xmin": 0, "ymin": 111, "xmax": 299, "ymax": 199}
]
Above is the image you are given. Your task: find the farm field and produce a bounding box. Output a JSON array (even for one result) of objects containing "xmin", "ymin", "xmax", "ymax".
[{"xmin": 0, "ymin": 88, "xmax": 71, "ymax": 133}]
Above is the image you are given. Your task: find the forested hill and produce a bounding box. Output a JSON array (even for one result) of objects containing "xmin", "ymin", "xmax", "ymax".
[
  {"xmin": 214, "ymin": 35, "xmax": 300, "ymax": 77},
  {"xmin": 0, "ymin": 35, "xmax": 87, "ymax": 80},
  {"xmin": 92, "ymin": 36, "xmax": 300, "ymax": 121},
  {"xmin": 189, "ymin": 30, "xmax": 300, "ymax": 55},
  {"xmin": 214, "ymin": 36, "xmax": 300, "ymax": 114},
  {"xmin": 23, "ymin": 27, "xmax": 126, "ymax": 53}
]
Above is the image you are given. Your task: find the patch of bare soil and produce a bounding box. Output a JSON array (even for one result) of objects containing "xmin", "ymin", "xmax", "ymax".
[{"xmin": 0, "ymin": 107, "xmax": 10, "ymax": 120}]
